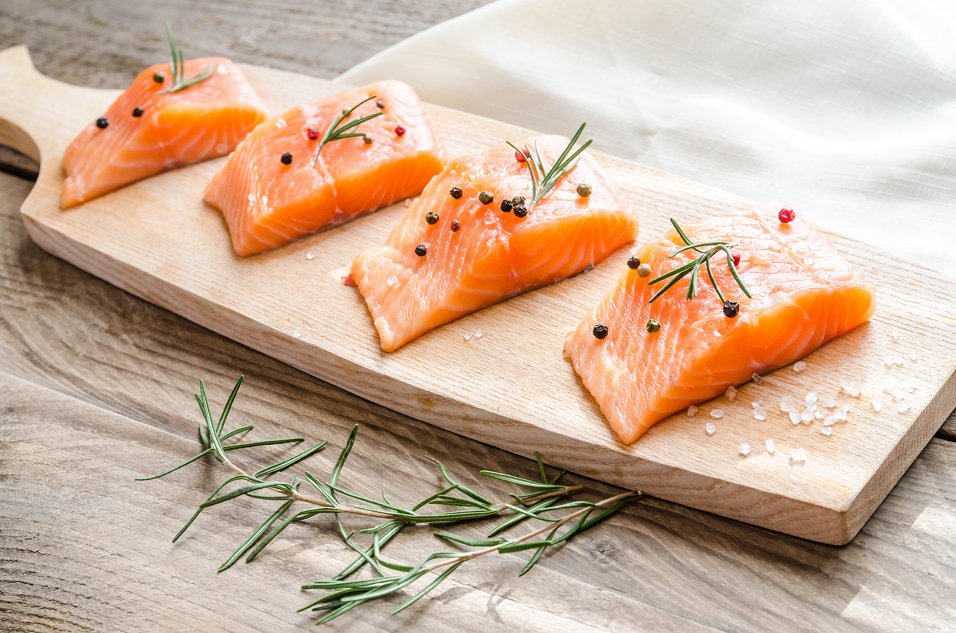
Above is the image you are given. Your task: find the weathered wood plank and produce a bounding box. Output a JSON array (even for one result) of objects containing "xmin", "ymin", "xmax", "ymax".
[
  {"xmin": 2, "ymin": 370, "xmax": 955, "ymax": 632},
  {"xmin": 0, "ymin": 0, "xmax": 490, "ymax": 87}
]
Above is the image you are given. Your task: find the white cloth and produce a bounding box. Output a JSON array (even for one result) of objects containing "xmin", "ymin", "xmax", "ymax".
[{"xmin": 337, "ymin": 0, "xmax": 956, "ymax": 279}]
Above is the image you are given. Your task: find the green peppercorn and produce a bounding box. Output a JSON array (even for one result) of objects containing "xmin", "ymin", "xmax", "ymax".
[
  {"xmin": 511, "ymin": 195, "xmax": 526, "ymax": 205},
  {"xmin": 646, "ymin": 319, "xmax": 661, "ymax": 334},
  {"xmin": 576, "ymin": 183, "xmax": 592, "ymax": 197},
  {"xmin": 478, "ymin": 191, "xmax": 494, "ymax": 205}
]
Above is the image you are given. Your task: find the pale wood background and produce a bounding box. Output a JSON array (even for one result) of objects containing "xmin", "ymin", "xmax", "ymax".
[{"xmin": 1, "ymin": 1, "xmax": 955, "ymax": 631}]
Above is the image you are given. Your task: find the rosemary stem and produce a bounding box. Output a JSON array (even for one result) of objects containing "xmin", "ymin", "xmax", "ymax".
[{"xmin": 421, "ymin": 490, "xmax": 639, "ymax": 573}]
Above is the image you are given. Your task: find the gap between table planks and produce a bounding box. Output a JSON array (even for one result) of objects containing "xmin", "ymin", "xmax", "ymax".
[{"xmin": 1, "ymin": 44, "xmax": 954, "ymax": 545}]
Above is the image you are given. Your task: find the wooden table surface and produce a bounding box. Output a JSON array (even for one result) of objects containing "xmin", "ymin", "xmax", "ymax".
[{"xmin": 2, "ymin": 2, "xmax": 955, "ymax": 631}]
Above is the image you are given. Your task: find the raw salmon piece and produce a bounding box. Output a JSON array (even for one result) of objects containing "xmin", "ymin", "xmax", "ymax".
[
  {"xmin": 61, "ymin": 58, "xmax": 266, "ymax": 208},
  {"xmin": 564, "ymin": 210, "xmax": 876, "ymax": 444},
  {"xmin": 203, "ymin": 81, "xmax": 444, "ymax": 257},
  {"xmin": 351, "ymin": 136, "xmax": 638, "ymax": 352}
]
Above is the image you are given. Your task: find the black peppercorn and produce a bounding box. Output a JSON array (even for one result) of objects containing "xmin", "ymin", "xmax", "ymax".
[
  {"xmin": 513, "ymin": 204, "xmax": 528, "ymax": 218},
  {"xmin": 153, "ymin": 72, "xmax": 164, "ymax": 83},
  {"xmin": 425, "ymin": 211, "xmax": 439, "ymax": 225},
  {"xmin": 450, "ymin": 187, "xmax": 463, "ymax": 199},
  {"xmin": 723, "ymin": 300, "xmax": 740, "ymax": 318},
  {"xmin": 96, "ymin": 117, "xmax": 109, "ymax": 129},
  {"xmin": 592, "ymin": 324, "xmax": 608, "ymax": 339},
  {"xmin": 132, "ymin": 107, "xmax": 144, "ymax": 118},
  {"xmin": 500, "ymin": 199, "xmax": 513, "ymax": 213},
  {"xmin": 627, "ymin": 256, "xmax": 640, "ymax": 269},
  {"xmin": 280, "ymin": 152, "xmax": 293, "ymax": 165},
  {"xmin": 415, "ymin": 244, "xmax": 427, "ymax": 257}
]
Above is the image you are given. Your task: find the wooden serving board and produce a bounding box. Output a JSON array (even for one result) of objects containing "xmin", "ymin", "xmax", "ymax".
[{"xmin": 3, "ymin": 45, "xmax": 954, "ymax": 545}]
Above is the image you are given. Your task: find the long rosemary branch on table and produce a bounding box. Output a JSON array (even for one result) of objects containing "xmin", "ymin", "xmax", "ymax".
[{"xmin": 139, "ymin": 376, "xmax": 639, "ymax": 625}]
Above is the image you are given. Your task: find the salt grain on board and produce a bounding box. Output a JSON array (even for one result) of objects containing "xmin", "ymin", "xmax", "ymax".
[
  {"xmin": 305, "ymin": 250, "xmax": 315, "ymax": 261},
  {"xmin": 821, "ymin": 426, "xmax": 833, "ymax": 436},
  {"xmin": 705, "ymin": 422, "xmax": 716, "ymax": 436},
  {"xmin": 687, "ymin": 405, "xmax": 699, "ymax": 417},
  {"xmin": 793, "ymin": 361, "xmax": 807, "ymax": 372},
  {"xmin": 790, "ymin": 448, "xmax": 806, "ymax": 465},
  {"xmin": 840, "ymin": 380, "xmax": 861, "ymax": 397},
  {"xmin": 725, "ymin": 385, "xmax": 738, "ymax": 401},
  {"xmin": 871, "ymin": 398, "xmax": 883, "ymax": 413},
  {"xmin": 765, "ymin": 438, "xmax": 776, "ymax": 455},
  {"xmin": 739, "ymin": 443, "xmax": 752, "ymax": 457},
  {"xmin": 752, "ymin": 373, "xmax": 764, "ymax": 385},
  {"xmin": 897, "ymin": 400, "xmax": 912, "ymax": 413},
  {"xmin": 710, "ymin": 409, "xmax": 725, "ymax": 419},
  {"xmin": 292, "ymin": 328, "xmax": 302, "ymax": 339}
]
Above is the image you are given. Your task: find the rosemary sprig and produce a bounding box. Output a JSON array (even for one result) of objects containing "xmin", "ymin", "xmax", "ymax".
[
  {"xmin": 647, "ymin": 218, "xmax": 752, "ymax": 305},
  {"xmin": 312, "ymin": 95, "xmax": 384, "ymax": 167},
  {"xmin": 507, "ymin": 122, "xmax": 593, "ymax": 206},
  {"xmin": 140, "ymin": 376, "xmax": 638, "ymax": 624},
  {"xmin": 161, "ymin": 21, "xmax": 214, "ymax": 94}
]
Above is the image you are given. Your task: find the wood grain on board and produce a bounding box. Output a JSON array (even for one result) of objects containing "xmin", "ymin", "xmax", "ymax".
[{"xmin": 1, "ymin": 44, "xmax": 954, "ymax": 545}]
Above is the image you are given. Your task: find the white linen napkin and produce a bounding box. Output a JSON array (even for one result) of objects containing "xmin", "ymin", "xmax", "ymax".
[{"xmin": 337, "ymin": 0, "xmax": 956, "ymax": 279}]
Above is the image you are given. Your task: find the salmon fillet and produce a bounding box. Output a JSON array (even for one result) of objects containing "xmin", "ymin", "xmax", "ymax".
[
  {"xmin": 351, "ymin": 136, "xmax": 638, "ymax": 352},
  {"xmin": 564, "ymin": 210, "xmax": 876, "ymax": 444},
  {"xmin": 61, "ymin": 58, "xmax": 266, "ymax": 208},
  {"xmin": 203, "ymin": 81, "xmax": 444, "ymax": 256}
]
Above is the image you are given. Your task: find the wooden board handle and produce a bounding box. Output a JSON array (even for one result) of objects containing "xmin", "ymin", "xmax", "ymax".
[{"xmin": 0, "ymin": 45, "xmax": 114, "ymax": 163}]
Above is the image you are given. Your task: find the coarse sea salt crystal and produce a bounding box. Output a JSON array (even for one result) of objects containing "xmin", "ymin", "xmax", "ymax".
[
  {"xmin": 871, "ymin": 398, "xmax": 882, "ymax": 413},
  {"xmin": 890, "ymin": 387, "xmax": 905, "ymax": 402},
  {"xmin": 725, "ymin": 385, "xmax": 738, "ymax": 401},
  {"xmin": 705, "ymin": 422, "xmax": 716, "ymax": 435},
  {"xmin": 753, "ymin": 410, "xmax": 767, "ymax": 421},
  {"xmin": 474, "ymin": 329, "xmax": 484, "ymax": 339},
  {"xmin": 780, "ymin": 397, "xmax": 796, "ymax": 413},
  {"xmin": 840, "ymin": 380, "xmax": 861, "ymax": 397},
  {"xmin": 687, "ymin": 405, "xmax": 699, "ymax": 417},
  {"xmin": 463, "ymin": 332, "xmax": 472, "ymax": 342},
  {"xmin": 765, "ymin": 439, "xmax": 776, "ymax": 455},
  {"xmin": 789, "ymin": 410, "xmax": 801, "ymax": 425},
  {"xmin": 710, "ymin": 409, "xmax": 725, "ymax": 419},
  {"xmin": 823, "ymin": 414, "xmax": 835, "ymax": 427},
  {"xmin": 752, "ymin": 373, "xmax": 764, "ymax": 385},
  {"xmin": 292, "ymin": 328, "xmax": 302, "ymax": 339},
  {"xmin": 793, "ymin": 361, "xmax": 807, "ymax": 373},
  {"xmin": 897, "ymin": 400, "xmax": 912, "ymax": 413},
  {"xmin": 751, "ymin": 400, "xmax": 762, "ymax": 409},
  {"xmin": 790, "ymin": 448, "xmax": 806, "ymax": 464},
  {"xmin": 800, "ymin": 408, "xmax": 814, "ymax": 423},
  {"xmin": 305, "ymin": 250, "xmax": 315, "ymax": 261},
  {"xmin": 739, "ymin": 442, "xmax": 752, "ymax": 457},
  {"xmin": 814, "ymin": 410, "xmax": 825, "ymax": 420},
  {"xmin": 834, "ymin": 405, "xmax": 850, "ymax": 422},
  {"xmin": 821, "ymin": 426, "xmax": 833, "ymax": 437},
  {"xmin": 805, "ymin": 390, "xmax": 818, "ymax": 405}
]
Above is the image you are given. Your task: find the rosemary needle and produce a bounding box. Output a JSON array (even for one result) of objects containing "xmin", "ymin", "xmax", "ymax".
[
  {"xmin": 160, "ymin": 21, "xmax": 214, "ymax": 94},
  {"xmin": 139, "ymin": 376, "xmax": 638, "ymax": 625},
  {"xmin": 648, "ymin": 218, "xmax": 752, "ymax": 305},
  {"xmin": 507, "ymin": 122, "xmax": 594, "ymax": 206},
  {"xmin": 311, "ymin": 95, "xmax": 384, "ymax": 167}
]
